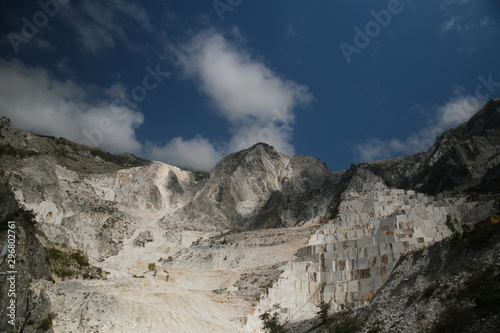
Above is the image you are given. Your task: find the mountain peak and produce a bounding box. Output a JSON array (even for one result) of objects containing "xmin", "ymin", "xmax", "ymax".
[
  {"xmin": 241, "ymin": 142, "xmax": 278, "ymax": 156},
  {"xmin": 464, "ymin": 97, "xmax": 500, "ymax": 134},
  {"xmin": 210, "ymin": 142, "xmax": 282, "ymax": 178}
]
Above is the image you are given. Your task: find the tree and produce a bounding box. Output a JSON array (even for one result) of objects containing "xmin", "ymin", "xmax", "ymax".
[
  {"xmin": 259, "ymin": 304, "xmax": 288, "ymax": 333},
  {"xmin": 317, "ymin": 300, "xmax": 332, "ymax": 325}
]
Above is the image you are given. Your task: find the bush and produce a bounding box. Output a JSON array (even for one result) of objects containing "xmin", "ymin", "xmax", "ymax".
[
  {"xmin": 148, "ymin": 263, "xmax": 157, "ymax": 272},
  {"xmin": 47, "ymin": 248, "xmax": 64, "ymax": 261},
  {"xmin": 316, "ymin": 301, "xmax": 332, "ymax": 325},
  {"xmin": 38, "ymin": 313, "xmax": 55, "ymax": 330},
  {"xmin": 463, "ymin": 222, "xmax": 500, "ymax": 249},
  {"xmin": 367, "ymin": 320, "xmax": 384, "ymax": 333},
  {"xmin": 71, "ymin": 252, "xmax": 90, "ymax": 267},
  {"xmin": 423, "ymin": 282, "xmax": 440, "ymax": 298},
  {"xmin": 428, "ymin": 306, "xmax": 472, "ymax": 333},
  {"xmin": 445, "ymin": 215, "xmax": 458, "ymax": 234},
  {"xmin": 460, "ymin": 265, "xmax": 500, "ymax": 313},
  {"xmin": 46, "ymin": 247, "xmax": 100, "ymax": 280},
  {"xmin": 327, "ymin": 310, "xmax": 360, "ymax": 333},
  {"xmin": 259, "ymin": 304, "xmax": 288, "ymax": 333}
]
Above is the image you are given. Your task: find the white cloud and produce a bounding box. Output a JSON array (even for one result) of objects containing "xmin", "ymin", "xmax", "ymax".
[
  {"xmin": 0, "ymin": 60, "xmax": 144, "ymax": 154},
  {"xmin": 227, "ymin": 119, "xmax": 295, "ymax": 154},
  {"xmin": 147, "ymin": 136, "xmax": 223, "ymax": 171},
  {"xmin": 171, "ymin": 28, "xmax": 313, "ymax": 156},
  {"xmin": 354, "ymin": 90, "xmax": 484, "ymax": 162}
]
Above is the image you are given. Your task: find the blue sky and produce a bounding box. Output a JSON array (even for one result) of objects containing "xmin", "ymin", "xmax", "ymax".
[{"xmin": 1, "ymin": 0, "xmax": 499, "ymax": 171}]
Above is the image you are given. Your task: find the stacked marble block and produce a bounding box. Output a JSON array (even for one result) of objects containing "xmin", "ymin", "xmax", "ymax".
[{"xmin": 247, "ymin": 189, "xmax": 496, "ymax": 330}]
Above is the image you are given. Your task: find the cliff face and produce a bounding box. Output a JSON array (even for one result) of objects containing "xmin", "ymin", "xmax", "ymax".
[
  {"xmin": 0, "ymin": 185, "xmax": 53, "ymax": 332},
  {"xmin": 361, "ymin": 98, "xmax": 500, "ymax": 195},
  {"xmin": 160, "ymin": 143, "xmax": 336, "ymax": 231},
  {"xmin": 0, "ymin": 99, "xmax": 498, "ymax": 332}
]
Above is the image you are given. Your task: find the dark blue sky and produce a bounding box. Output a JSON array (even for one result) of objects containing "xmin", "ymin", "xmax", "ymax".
[{"xmin": 1, "ymin": 0, "xmax": 499, "ymax": 171}]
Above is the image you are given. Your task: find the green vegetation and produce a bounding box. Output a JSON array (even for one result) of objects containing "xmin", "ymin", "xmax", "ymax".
[
  {"xmin": 46, "ymin": 247, "xmax": 103, "ymax": 280},
  {"xmin": 316, "ymin": 300, "xmax": 332, "ymax": 325},
  {"xmin": 211, "ymin": 227, "xmax": 244, "ymax": 242},
  {"xmin": 0, "ymin": 143, "xmax": 39, "ymax": 159},
  {"xmin": 0, "ymin": 208, "xmax": 37, "ymax": 233},
  {"xmin": 32, "ymin": 135, "xmax": 150, "ymax": 173},
  {"xmin": 259, "ymin": 304, "xmax": 289, "ymax": 333},
  {"xmin": 148, "ymin": 262, "xmax": 157, "ymax": 272},
  {"xmin": 367, "ymin": 320, "xmax": 384, "ymax": 333},
  {"xmin": 427, "ymin": 305, "xmax": 472, "ymax": 333},
  {"xmin": 314, "ymin": 304, "xmax": 361, "ymax": 333},
  {"xmin": 326, "ymin": 310, "xmax": 361, "ymax": 333},
  {"xmin": 71, "ymin": 252, "xmax": 90, "ymax": 267},
  {"xmin": 193, "ymin": 170, "xmax": 210, "ymax": 182},
  {"xmin": 462, "ymin": 220, "xmax": 500, "ymax": 249},
  {"xmin": 458, "ymin": 265, "xmax": 500, "ymax": 313},
  {"xmin": 422, "ymin": 282, "xmax": 440, "ymax": 298},
  {"xmin": 445, "ymin": 215, "xmax": 458, "ymax": 235},
  {"xmin": 88, "ymin": 148, "xmax": 149, "ymax": 168},
  {"xmin": 38, "ymin": 313, "xmax": 55, "ymax": 331}
]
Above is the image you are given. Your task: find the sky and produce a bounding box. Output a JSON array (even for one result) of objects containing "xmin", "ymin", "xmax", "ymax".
[{"xmin": 0, "ymin": 0, "xmax": 499, "ymax": 172}]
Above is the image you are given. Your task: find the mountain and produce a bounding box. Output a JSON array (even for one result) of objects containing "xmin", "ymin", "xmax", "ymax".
[
  {"xmin": 0, "ymin": 98, "xmax": 499, "ymax": 333},
  {"xmin": 159, "ymin": 143, "xmax": 336, "ymax": 231},
  {"xmin": 357, "ymin": 98, "xmax": 500, "ymax": 195}
]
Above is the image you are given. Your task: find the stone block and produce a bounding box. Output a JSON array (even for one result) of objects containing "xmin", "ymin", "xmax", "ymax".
[
  {"xmin": 346, "ymin": 230, "xmax": 357, "ymax": 239},
  {"xmin": 366, "ymin": 245, "xmax": 379, "ymax": 257},
  {"xmin": 359, "ymin": 278, "xmax": 374, "ymax": 291},
  {"xmin": 372, "ymin": 235, "xmax": 387, "ymax": 245},
  {"xmin": 326, "ymin": 260, "xmax": 334, "ymax": 271},
  {"xmin": 348, "ymin": 249, "xmax": 358, "ymax": 259},
  {"xmin": 326, "ymin": 243, "xmax": 335, "ymax": 252},
  {"xmin": 386, "ymin": 235, "xmax": 397, "ymax": 243},
  {"xmin": 334, "ymin": 290, "xmax": 346, "ymax": 304},
  {"xmin": 357, "ymin": 257, "xmax": 369, "ymax": 270},
  {"xmin": 330, "ymin": 271, "xmax": 343, "ymax": 281},
  {"xmin": 324, "ymin": 284, "xmax": 336, "ymax": 294},
  {"xmin": 348, "ymin": 280, "xmax": 360, "ymax": 293},
  {"xmin": 379, "ymin": 243, "xmax": 389, "ymax": 255},
  {"xmin": 380, "ymin": 215, "xmax": 397, "ymax": 228}
]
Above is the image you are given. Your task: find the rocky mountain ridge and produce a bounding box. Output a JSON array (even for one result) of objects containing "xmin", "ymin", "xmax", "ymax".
[{"xmin": 0, "ymin": 98, "xmax": 499, "ymax": 332}]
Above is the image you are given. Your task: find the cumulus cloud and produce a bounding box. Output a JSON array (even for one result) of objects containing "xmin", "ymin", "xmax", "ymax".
[
  {"xmin": 147, "ymin": 136, "xmax": 223, "ymax": 171},
  {"xmin": 0, "ymin": 60, "xmax": 144, "ymax": 154},
  {"xmin": 170, "ymin": 28, "xmax": 313, "ymax": 155},
  {"xmin": 354, "ymin": 89, "xmax": 484, "ymax": 162}
]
